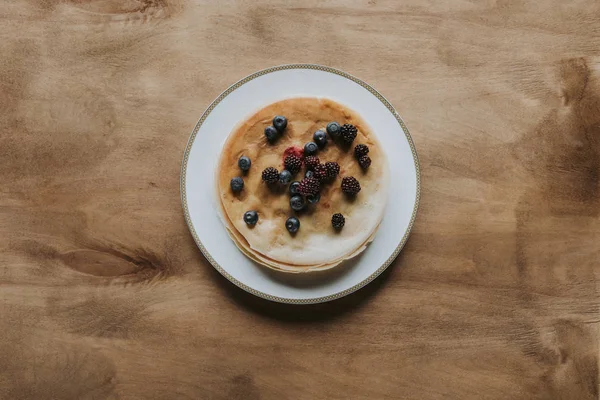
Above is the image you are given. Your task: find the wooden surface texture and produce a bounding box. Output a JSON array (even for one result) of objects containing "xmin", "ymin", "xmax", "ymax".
[{"xmin": 0, "ymin": 1, "xmax": 598, "ymax": 399}]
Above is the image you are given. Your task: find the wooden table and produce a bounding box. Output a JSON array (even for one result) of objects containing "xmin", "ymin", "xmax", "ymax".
[{"xmin": 1, "ymin": 1, "xmax": 598, "ymax": 399}]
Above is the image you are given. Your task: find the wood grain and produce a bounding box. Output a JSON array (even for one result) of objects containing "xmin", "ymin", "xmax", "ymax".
[{"xmin": 0, "ymin": 1, "xmax": 598, "ymax": 399}]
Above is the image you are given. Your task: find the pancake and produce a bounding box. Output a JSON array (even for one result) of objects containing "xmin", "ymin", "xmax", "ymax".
[
  {"xmin": 216, "ymin": 193, "xmax": 381, "ymax": 273},
  {"xmin": 217, "ymin": 97, "xmax": 388, "ymax": 272}
]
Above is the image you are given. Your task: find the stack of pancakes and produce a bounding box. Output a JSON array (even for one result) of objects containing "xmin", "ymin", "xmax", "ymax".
[{"xmin": 216, "ymin": 98, "xmax": 389, "ymax": 273}]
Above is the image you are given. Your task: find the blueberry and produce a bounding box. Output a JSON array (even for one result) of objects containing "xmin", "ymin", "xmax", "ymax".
[
  {"xmin": 264, "ymin": 126, "xmax": 279, "ymax": 142},
  {"xmin": 307, "ymin": 193, "xmax": 320, "ymax": 204},
  {"xmin": 327, "ymin": 122, "xmax": 341, "ymax": 139},
  {"xmin": 313, "ymin": 130, "xmax": 327, "ymax": 148},
  {"xmin": 289, "ymin": 181, "xmax": 301, "ymax": 196},
  {"xmin": 304, "ymin": 142, "xmax": 318, "ymax": 156},
  {"xmin": 243, "ymin": 210, "xmax": 258, "ymax": 226},
  {"xmin": 290, "ymin": 195, "xmax": 306, "ymax": 211},
  {"xmin": 286, "ymin": 216, "xmax": 300, "ymax": 234},
  {"xmin": 273, "ymin": 116, "xmax": 287, "ymax": 132},
  {"xmin": 238, "ymin": 156, "xmax": 251, "ymax": 172},
  {"xmin": 230, "ymin": 177, "xmax": 244, "ymax": 192},
  {"xmin": 279, "ymin": 169, "xmax": 292, "ymax": 185},
  {"xmin": 305, "ymin": 170, "xmax": 314, "ymax": 179}
]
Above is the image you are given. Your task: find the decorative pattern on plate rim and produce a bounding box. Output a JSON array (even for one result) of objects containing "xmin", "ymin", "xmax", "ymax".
[{"xmin": 180, "ymin": 64, "xmax": 421, "ymax": 304}]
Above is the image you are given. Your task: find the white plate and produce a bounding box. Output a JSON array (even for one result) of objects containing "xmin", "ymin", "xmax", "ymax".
[{"xmin": 181, "ymin": 64, "xmax": 420, "ymax": 304}]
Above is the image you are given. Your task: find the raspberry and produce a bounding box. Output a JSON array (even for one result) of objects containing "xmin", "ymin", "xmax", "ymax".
[{"xmin": 283, "ymin": 146, "xmax": 304, "ymax": 162}]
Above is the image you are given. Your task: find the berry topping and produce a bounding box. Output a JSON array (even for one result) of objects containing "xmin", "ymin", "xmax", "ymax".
[
  {"xmin": 304, "ymin": 155, "xmax": 320, "ymax": 170},
  {"xmin": 313, "ymin": 163, "xmax": 328, "ymax": 182},
  {"xmin": 305, "ymin": 170, "xmax": 314, "ymax": 179},
  {"xmin": 290, "ymin": 195, "xmax": 306, "ymax": 211},
  {"xmin": 304, "ymin": 141, "xmax": 318, "ymax": 156},
  {"xmin": 331, "ymin": 213, "xmax": 345, "ymax": 230},
  {"xmin": 279, "ymin": 169, "xmax": 292, "ymax": 185},
  {"xmin": 341, "ymin": 176, "xmax": 361, "ymax": 195},
  {"xmin": 264, "ymin": 126, "xmax": 279, "ymax": 142},
  {"xmin": 307, "ymin": 193, "xmax": 320, "ymax": 204},
  {"xmin": 286, "ymin": 216, "xmax": 300, "ymax": 234},
  {"xmin": 354, "ymin": 144, "xmax": 369, "ymax": 158},
  {"xmin": 340, "ymin": 124, "xmax": 358, "ymax": 144},
  {"xmin": 284, "ymin": 154, "xmax": 302, "ymax": 174},
  {"xmin": 283, "ymin": 146, "xmax": 304, "ymax": 161},
  {"xmin": 358, "ymin": 155, "xmax": 371, "ymax": 170},
  {"xmin": 244, "ymin": 210, "xmax": 258, "ymax": 226},
  {"xmin": 325, "ymin": 161, "xmax": 340, "ymax": 180},
  {"xmin": 313, "ymin": 130, "xmax": 328, "ymax": 148},
  {"xmin": 289, "ymin": 181, "xmax": 301, "ymax": 196},
  {"xmin": 238, "ymin": 156, "xmax": 251, "ymax": 172},
  {"xmin": 327, "ymin": 122, "xmax": 341, "ymax": 139},
  {"xmin": 261, "ymin": 167, "xmax": 279, "ymax": 184},
  {"xmin": 298, "ymin": 176, "xmax": 321, "ymax": 196},
  {"xmin": 230, "ymin": 177, "xmax": 244, "ymax": 192},
  {"xmin": 273, "ymin": 115, "xmax": 287, "ymax": 132}
]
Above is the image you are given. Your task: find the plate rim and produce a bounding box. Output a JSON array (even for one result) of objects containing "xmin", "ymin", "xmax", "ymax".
[{"xmin": 180, "ymin": 63, "xmax": 421, "ymax": 304}]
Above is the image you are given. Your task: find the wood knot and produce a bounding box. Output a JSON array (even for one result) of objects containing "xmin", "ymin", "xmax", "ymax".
[
  {"xmin": 60, "ymin": 246, "xmax": 172, "ymax": 281},
  {"xmin": 66, "ymin": 0, "xmax": 183, "ymax": 20},
  {"xmin": 558, "ymin": 58, "xmax": 589, "ymax": 106}
]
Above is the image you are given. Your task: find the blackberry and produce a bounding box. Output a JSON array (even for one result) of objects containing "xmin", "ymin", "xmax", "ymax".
[
  {"xmin": 262, "ymin": 167, "xmax": 279, "ymax": 184},
  {"xmin": 340, "ymin": 124, "xmax": 358, "ymax": 144},
  {"xmin": 313, "ymin": 163, "xmax": 328, "ymax": 182},
  {"xmin": 341, "ymin": 176, "xmax": 361, "ymax": 195},
  {"xmin": 304, "ymin": 155, "xmax": 320, "ymax": 170},
  {"xmin": 354, "ymin": 144, "xmax": 369, "ymax": 158},
  {"xmin": 298, "ymin": 176, "xmax": 321, "ymax": 196},
  {"xmin": 331, "ymin": 213, "xmax": 345, "ymax": 230},
  {"xmin": 284, "ymin": 155, "xmax": 302, "ymax": 174},
  {"xmin": 358, "ymin": 155, "xmax": 371, "ymax": 170},
  {"xmin": 325, "ymin": 162, "xmax": 340, "ymax": 180}
]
